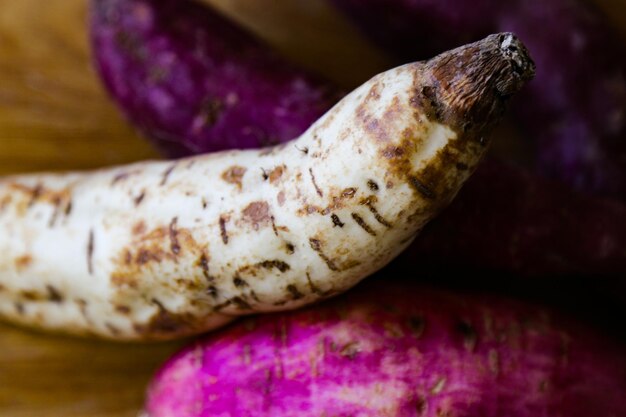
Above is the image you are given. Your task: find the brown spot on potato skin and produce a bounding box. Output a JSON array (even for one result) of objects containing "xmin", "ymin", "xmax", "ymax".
[
  {"xmin": 134, "ymin": 190, "xmax": 146, "ymax": 206},
  {"xmin": 285, "ymin": 242, "xmax": 295, "ymax": 254},
  {"xmin": 309, "ymin": 238, "xmax": 339, "ymax": 271},
  {"xmin": 134, "ymin": 298, "xmax": 197, "ymax": 337},
  {"xmin": 367, "ymin": 180, "xmax": 379, "ymax": 191},
  {"xmin": 342, "ymin": 188, "xmax": 357, "ymax": 198},
  {"xmin": 0, "ymin": 194, "xmax": 12, "ymax": 213},
  {"xmin": 208, "ymin": 286, "xmax": 218, "ymax": 298},
  {"xmin": 115, "ymin": 305, "xmax": 131, "ymax": 314},
  {"xmin": 19, "ymin": 289, "xmax": 53, "ymax": 302},
  {"xmin": 277, "ymin": 191, "xmax": 286, "ymax": 207},
  {"xmin": 286, "ymin": 284, "xmax": 304, "ymax": 300},
  {"xmin": 309, "ymin": 168, "xmax": 323, "ymax": 197},
  {"xmin": 111, "ymin": 223, "xmax": 204, "ymax": 290},
  {"xmin": 351, "ymin": 213, "xmax": 377, "ymax": 236},
  {"xmin": 219, "ymin": 215, "xmax": 229, "ymax": 244},
  {"xmin": 111, "ymin": 170, "xmax": 139, "ymax": 185},
  {"xmin": 233, "ymin": 276, "xmax": 248, "ymax": 287},
  {"xmin": 87, "ymin": 229, "xmax": 94, "ymax": 275},
  {"xmin": 409, "ymin": 177, "xmax": 436, "ymax": 200},
  {"xmin": 295, "ymin": 145, "xmax": 309, "ymax": 155},
  {"xmin": 15, "ymin": 255, "xmax": 32, "ymax": 270},
  {"xmin": 111, "ymin": 273, "xmax": 139, "ymax": 289},
  {"xmin": 237, "ymin": 260, "xmax": 291, "ymax": 277},
  {"xmin": 132, "ymin": 221, "xmax": 146, "ymax": 236},
  {"xmin": 76, "ymin": 298, "xmax": 89, "ymax": 320},
  {"xmin": 169, "ymin": 217, "xmax": 181, "ymax": 255},
  {"xmin": 64, "ymin": 200, "xmax": 72, "ymax": 216},
  {"xmin": 160, "ymin": 163, "xmax": 177, "ymax": 186},
  {"xmin": 258, "ymin": 260, "xmax": 290, "ymax": 272},
  {"xmin": 242, "ymin": 201, "xmax": 270, "ymax": 230},
  {"xmin": 298, "ymin": 186, "xmax": 360, "ymax": 216},
  {"xmin": 360, "ymin": 196, "xmax": 392, "ymax": 228},
  {"xmin": 7, "ymin": 183, "xmax": 73, "ymax": 217},
  {"xmin": 197, "ymin": 252, "xmax": 211, "ymax": 281},
  {"xmin": 268, "ymin": 165, "xmax": 285, "ymax": 184},
  {"xmin": 27, "ymin": 184, "xmax": 43, "ymax": 208},
  {"xmin": 306, "ymin": 272, "xmax": 326, "ymax": 296},
  {"xmin": 232, "ymin": 296, "xmax": 252, "ymax": 310},
  {"xmin": 331, "ymin": 214, "xmax": 345, "ymax": 227},
  {"xmin": 46, "ymin": 285, "xmax": 63, "ymax": 303},
  {"xmin": 221, "ymin": 165, "xmax": 247, "ymax": 190}
]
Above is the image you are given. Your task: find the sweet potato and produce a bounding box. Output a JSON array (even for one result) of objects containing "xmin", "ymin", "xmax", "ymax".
[
  {"xmin": 144, "ymin": 279, "xmax": 626, "ymax": 417},
  {"xmin": 0, "ymin": 34, "xmax": 532, "ymax": 340},
  {"xmin": 331, "ymin": 0, "xmax": 626, "ymax": 199},
  {"xmin": 89, "ymin": 0, "xmax": 341, "ymax": 157},
  {"xmin": 91, "ymin": 0, "xmax": 626, "ymax": 277},
  {"xmin": 406, "ymin": 158, "xmax": 626, "ymax": 276}
]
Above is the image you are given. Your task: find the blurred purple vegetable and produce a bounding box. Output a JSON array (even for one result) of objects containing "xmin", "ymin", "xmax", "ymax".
[
  {"xmin": 407, "ymin": 159, "xmax": 626, "ymax": 277},
  {"xmin": 331, "ymin": 0, "xmax": 626, "ymax": 199},
  {"xmin": 89, "ymin": 0, "xmax": 341, "ymax": 157},
  {"xmin": 145, "ymin": 279, "xmax": 626, "ymax": 417}
]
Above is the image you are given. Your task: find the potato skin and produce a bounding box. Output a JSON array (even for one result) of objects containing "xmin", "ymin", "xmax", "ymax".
[
  {"xmin": 89, "ymin": 0, "xmax": 340, "ymax": 157},
  {"xmin": 331, "ymin": 0, "xmax": 626, "ymax": 199},
  {"xmin": 144, "ymin": 280, "xmax": 626, "ymax": 417},
  {"xmin": 0, "ymin": 35, "xmax": 533, "ymax": 339}
]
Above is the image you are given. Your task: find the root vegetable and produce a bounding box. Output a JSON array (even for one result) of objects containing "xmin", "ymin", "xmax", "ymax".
[
  {"xmin": 89, "ymin": 0, "xmax": 341, "ymax": 158},
  {"xmin": 331, "ymin": 0, "xmax": 626, "ymax": 199},
  {"xmin": 0, "ymin": 34, "xmax": 532, "ymax": 340},
  {"xmin": 144, "ymin": 279, "xmax": 626, "ymax": 417}
]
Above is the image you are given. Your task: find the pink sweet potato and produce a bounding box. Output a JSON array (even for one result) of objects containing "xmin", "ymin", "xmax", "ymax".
[
  {"xmin": 89, "ymin": 0, "xmax": 340, "ymax": 157},
  {"xmin": 331, "ymin": 0, "xmax": 626, "ymax": 199},
  {"xmin": 144, "ymin": 279, "xmax": 626, "ymax": 417}
]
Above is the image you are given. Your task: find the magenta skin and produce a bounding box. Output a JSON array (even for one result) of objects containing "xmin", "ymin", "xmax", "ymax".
[
  {"xmin": 331, "ymin": 0, "xmax": 626, "ymax": 199},
  {"xmin": 89, "ymin": 0, "xmax": 341, "ymax": 157},
  {"xmin": 145, "ymin": 281, "xmax": 626, "ymax": 417},
  {"xmin": 408, "ymin": 159, "xmax": 626, "ymax": 277}
]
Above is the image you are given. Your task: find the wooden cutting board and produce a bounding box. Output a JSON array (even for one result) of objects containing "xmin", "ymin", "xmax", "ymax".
[{"xmin": 0, "ymin": 0, "xmax": 623, "ymax": 416}]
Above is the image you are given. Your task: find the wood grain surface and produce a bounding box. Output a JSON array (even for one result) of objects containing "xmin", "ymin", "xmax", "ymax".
[{"xmin": 0, "ymin": 0, "xmax": 623, "ymax": 416}]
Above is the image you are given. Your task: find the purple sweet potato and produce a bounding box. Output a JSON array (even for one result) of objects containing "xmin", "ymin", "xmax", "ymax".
[
  {"xmin": 144, "ymin": 279, "xmax": 626, "ymax": 417},
  {"xmin": 331, "ymin": 0, "xmax": 626, "ymax": 199},
  {"xmin": 406, "ymin": 158, "xmax": 626, "ymax": 277},
  {"xmin": 89, "ymin": 0, "xmax": 341, "ymax": 157}
]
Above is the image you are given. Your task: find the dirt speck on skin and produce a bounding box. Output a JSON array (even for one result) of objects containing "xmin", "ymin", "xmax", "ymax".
[
  {"xmin": 221, "ymin": 165, "xmax": 247, "ymax": 189},
  {"xmin": 269, "ymin": 165, "xmax": 286, "ymax": 184},
  {"xmin": 219, "ymin": 215, "xmax": 229, "ymax": 244}
]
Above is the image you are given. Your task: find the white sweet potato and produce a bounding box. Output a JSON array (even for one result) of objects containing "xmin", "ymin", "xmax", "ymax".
[{"xmin": 0, "ymin": 34, "xmax": 533, "ymax": 340}]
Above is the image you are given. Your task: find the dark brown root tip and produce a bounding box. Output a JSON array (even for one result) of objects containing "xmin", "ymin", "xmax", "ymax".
[{"xmin": 420, "ymin": 32, "xmax": 535, "ymax": 135}]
